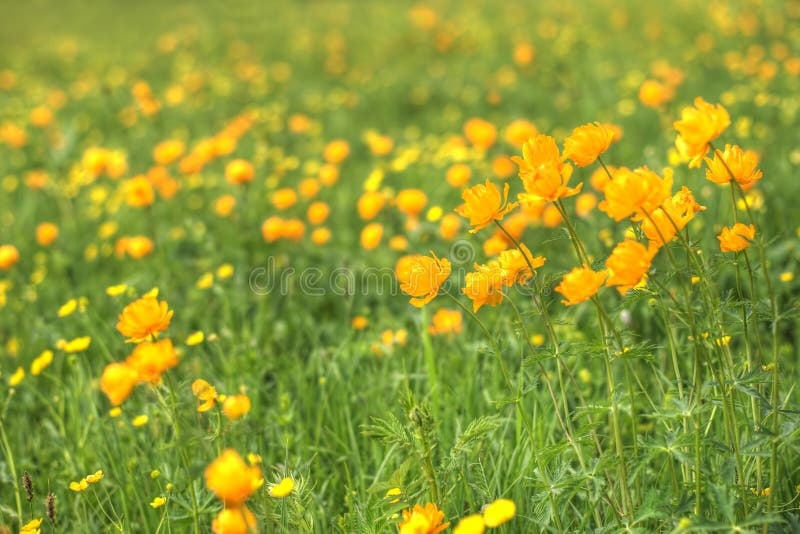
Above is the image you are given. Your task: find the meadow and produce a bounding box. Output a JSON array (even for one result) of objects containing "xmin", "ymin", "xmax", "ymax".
[{"xmin": 1, "ymin": 0, "xmax": 799, "ymax": 532}]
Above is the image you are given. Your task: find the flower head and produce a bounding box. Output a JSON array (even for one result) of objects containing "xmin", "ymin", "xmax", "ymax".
[
  {"xmin": 718, "ymin": 223, "xmax": 756, "ymax": 252},
  {"xmin": 673, "ymin": 97, "xmax": 730, "ymax": 167},
  {"xmin": 428, "ymin": 309, "xmax": 463, "ymax": 335},
  {"xmin": 116, "ymin": 296, "xmax": 173, "ymax": 342},
  {"xmin": 455, "ymin": 179, "xmax": 517, "ymax": 233},
  {"xmin": 453, "ymin": 514, "xmax": 485, "ymax": 534},
  {"xmin": 211, "ymin": 505, "xmax": 257, "ymax": 534},
  {"xmin": 398, "ymin": 503, "xmax": 450, "ymax": 534},
  {"xmin": 396, "ymin": 253, "xmax": 451, "ymax": 307},
  {"xmin": 605, "ymin": 240, "xmax": 656, "ymax": 294},
  {"xmin": 100, "ymin": 362, "xmax": 139, "ymax": 405},
  {"xmin": 269, "ymin": 477, "xmax": 294, "ymax": 498},
  {"xmin": 598, "ymin": 167, "xmax": 673, "ymax": 222},
  {"xmin": 512, "ymin": 134, "xmax": 581, "ymax": 203},
  {"xmin": 705, "ymin": 144, "xmax": 763, "ymax": 188},
  {"xmin": 642, "ymin": 186, "xmax": 706, "ymax": 248},
  {"xmin": 562, "ymin": 122, "xmax": 615, "ymax": 167},
  {"xmin": 555, "ymin": 266, "xmax": 607, "ymax": 306},
  {"xmin": 125, "ymin": 339, "xmax": 178, "ymax": 384},
  {"xmin": 192, "ymin": 379, "xmax": 218, "ymax": 412},
  {"xmin": 483, "ymin": 498, "xmax": 516, "ymax": 528},
  {"xmin": 0, "ymin": 244, "xmax": 20, "ymax": 271},
  {"xmin": 223, "ymin": 394, "xmax": 251, "ymax": 419},
  {"xmin": 204, "ymin": 449, "xmax": 262, "ymax": 508},
  {"xmin": 463, "ymin": 263, "xmax": 506, "ymax": 312},
  {"xmin": 497, "ymin": 245, "xmax": 545, "ymax": 286}
]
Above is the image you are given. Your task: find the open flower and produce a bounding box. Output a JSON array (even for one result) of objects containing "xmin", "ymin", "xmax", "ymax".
[
  {"xmin": 555, "ymin": 266, "xmax": 607, "ymax": 306},
  {"xmin": 192, "ymin": 379, "xmax": 218, "ymax": 412},
  {"xmin": 125, "ymin": 339, "xmax": 178, "ymax": 384},
  {"xmin": 398, "ymin": 503, "xmax": 450, "ymax": 534},
  {"xmin": 455, "ymin": 179, "xmax": 517, "ymax": 233},
  {"xmin": 718, "ymin": 223, "xmax": 756, "ymax": 252},
  {"xmin": 428, "ymin": 308, "xmax": 463, "ymax": 335},
  {"xmin": 483, "ymin": 498, "xmax": 516, "ymax": 528},
  {"xmin": 512, "ymin": 134, "xmax": 581, "ymax": 203},
  {"xmin": 599, "ymin": 167, "xmax": 673, "ymax": 222},
  {"xmin": 673, "ymin": 97, "xmax": 730, "ymax": 167},
  {"xmin": 0, "ymin": 244, "xmax": 20, "ymax": 271},
  {"xmin": 642, "ymin": 186, "xmax": 706, "ymax": 248},
  {"xmin": 100, "ymin": 362, "xmax": 139, "ymax": 405},
  {"xmin": 562, "ymin": 122, "xmax": 615, "ymax": 167},
  {"xmin": 204, "ymin": 449, "xmax": 263, "ymax": 508},
  {"xmin": 705, "ymin": 144, "xmax": 762, "ymax": 188},
  {"xmin": 211, "ymin": 505, "xmax": 257, "ymax": 534},
  {"xmin": 269, "ymin": 477, "xmax": 294, "ymax": 498},
  {"xmin": 463, "ymin": 262, "xmax": 506, "ymax": 312},
  {"xmin": 116, "ymin": 296, "xmax": 173, "ymax": 342},
  {"xmin": 396, "ymin": 253, "xmax": 451, "ymax": 307},
  {"xmin": 223, "ymin": 394, "xmax": 251, "ymax": 419},
  {"xmin": 605, "ymin": 240, "xmax": 656, "ymax": 294},
  {"xmin": 497, "ymin": 245, "xmax": 545, "ymax": 285}
]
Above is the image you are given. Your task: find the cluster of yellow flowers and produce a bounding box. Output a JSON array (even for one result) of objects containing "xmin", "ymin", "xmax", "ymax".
[{"xmin": 396, "ymin": 498, "xmax": 516, "ymax": 534}]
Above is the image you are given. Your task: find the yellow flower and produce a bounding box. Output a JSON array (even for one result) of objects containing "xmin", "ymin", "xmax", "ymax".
[
  {"xmin": 717, "ymin": 223, "xmax": 756, "ymax": 252},
  {"xmin": 116, "ymin": 296, "xmax": 173, "ymax": 342},
  {"xmin": 9, "ymin": 366, "xmax": 24, "ymax": 386},
  {"xmin": 396, "ymin": 253, "xmax": 451, "ymax": 308},
  {"xmin": 641, "ymin": 186, "xmax": 705, "ymax": 248},
  {"xmin": 555, "ymin": 266, "xmax": 607, "ymax": 306},
  {"xmin": 512, "ymin": 134, "xmax": 581, "ymax": 203},
  {"xmin": 205, "ymin": 449, "xmax": 263, "ymax": 507},
  {"xmin": 69, "ymin": 479, "xmax": 89, "ymax": 492},
  {"xmin": 197, "ymin": 272, "xmax": 214, "ymax": 289},
  {"xmin": 223, "ymin": 394, "xmax": 252, "ymax": 420},
  {"xmin": 398, "ymin": 503, "xmax": 450, "ymax": 534},
  {"xmin": 463, "ymin": 263, "xmax": 505, "ymax": 312},
  {"xmin": 673, "ymin": 97, "xmax": 730, "ymax": 167},
  {"xmin": 605, "ymin": 240, "xmax": 656, "ymax": 294},
  {"xmin": 21, "ymin": 518, "xmax": 43, "ymax": 533},
  {"xmin": 216, "ymin": 264, "xmax": 234, "ymax": 279},
  {"xmin": 192, "ymin": 378, "xmax": 218, "ymax": 412},
  {"xmin": 149, "ymin": 496, "xmax": 167, "ymax": 508},
  {"xmin": 59, "ymin": 336, "xmax": 91, "ymax": 353},
  {"xmin": 453, "ymin": 514, "xmax": 485, "ymax": 534},
  {"xmin": 125, "ymin": 339, "xmax": 179, "ymax": 384},
  {"xmin": 562, "ymin": 122, "xmax": 615, "ymax": 167},
  {"xmin": 428, "ymin": 309, "xmax": 463, "ymax": 335},
  {"xmin": 497, "ymin": 245, "xmax": 545, "ymax": 286},
  {"xmin": 455, "ymin": 179, "xmax": 517, "ymax": 233},
  {"xmin": 132, "ymin": 415, "xmax": 149, "ymax": 427},
  {"xmin": 186, "ymin": 331, "xmax": 205, "ymax": 346},
  {"xmin": 385, "ymin": 487, "xmax": 403, "ymax": 504},
  {"xmin": 0, "ymin": 244, "xmax": 20, "ymax": 271},
  {"xmin": 31, "ymin": 350, "xmax": 53, "ymax": 375},
  {"xmin": 483, "ymin": 498, "xmax": 516, "ymax": 528},
  {"xmin": 86, "ymin": 470, "xmax": 104, "ymax": 484},
  {"xmin": 106, "ymin": 283, "xmax": 128, "ymax": 296},
  {"xmin": 705, "ymin": 144, "xmax": 763, "ymax": 188},
  {"xmin": 269, "ymin": 476, "xmax": 294, "ymax": 498},
  {"xmin": 58, "ymin": 299, "xmax": 78, "ymax": 317}
]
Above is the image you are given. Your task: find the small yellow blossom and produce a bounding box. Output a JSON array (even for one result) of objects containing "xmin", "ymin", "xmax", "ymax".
[
  {"xmin": 269, "ymin": 477, "xmax": 294, "ymax": 498},
  {"xmin": 186, "ymin": 331, "xmax": 205, "ymax": 346},
  {"xmin": 31, "ymin": 350, "xmax": 53, "ymax": 375},
  {"xmin": 69, "ymin": 479, "xmax": 89, "ymax": 492},
  {"xmin": 106, "ymin": 283, "xmax": 128, "ymax": 296},
  {"xmin": 60, "ymin": 336, "xmax": 92, "ymax": 353},
  {"xmin": 780, "ymin": 271, "xmax": 794, "ymax": 282},
  {"xmin": 58, "ymin": 299, "xmax": 78, "ymax": 317},
  {"xmin": 109, "ymin": 407, "xmax": 122, "ymax": 417},
  {"xmin": 216, "ymin": 264, "xmax": 234, "ymax": 279},
  {"xmin": 197, "ymin": 273, "xmax": 214, "ymax": 289},
  {"xmin": 483, "ymin": 499, "xmax": 516, "ymax": 528},
  {"xmin": 385, "ymin": 487, "xmax": 402, "ymax": 504},
  {"xmin": 9, "ymin": 366, "xmax": 25, "ymax": 385},
  {"xmin": 86, "ymin": 470, "xmax": 104, "ymax": 483},
  {"xmin": 132, "ymin": 415, "xmax": 149, "ymax": 427},
  {"xmin": 150, "ymin": 496, "xmax": 167, "ymax": 508}
]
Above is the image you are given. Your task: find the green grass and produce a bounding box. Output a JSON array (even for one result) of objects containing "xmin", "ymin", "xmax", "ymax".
[{"xmin": 1, "ymin": 0, "xmax": 799, "ymax": 532}]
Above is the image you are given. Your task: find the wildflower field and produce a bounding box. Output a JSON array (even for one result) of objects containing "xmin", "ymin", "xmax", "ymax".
[{"xmin": 2, "ymin": 0, "xmax": 800, "ymax": 532}]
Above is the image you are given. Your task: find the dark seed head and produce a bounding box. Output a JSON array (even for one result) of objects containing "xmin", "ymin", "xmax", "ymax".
[
  {"xmin": 22, "ymin": 472, "xmax": 33, "ymax": 503},
  {"xmin": 46, "ymin": 492, "xmax": 56, "ymax": 524}
]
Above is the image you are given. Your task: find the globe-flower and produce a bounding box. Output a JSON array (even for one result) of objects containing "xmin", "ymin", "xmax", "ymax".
[
  {"xmin": 463, "ymin": 263, "xmax": 505, "ymax": 312},
  {"xmin": 605, "ymin": 240, "xmax": 656, "ymax": 294},
  {"xmin": 598, "ymin": 167, "xmax": 673, "ymax": 222},
  {"xmin": 555, "ymin": 266, "xmax": 607, "ymax": 306},
  {"xmin": 396, "ymin": 189, "xmax": 428, "ymax": 218},
  {"xmin": 225, "ymin": 159, "xmax": 254, "ymax": 185},
  {"xmin": 464, "ymin": 118, "xmax": 497, "ymax": 150},
  {"xmin": 673, "ymin": 97, "xmax": 730, "ymax": 167},
  {"xmin": 512, "ymin": 134, "xmax": 581, "ymax": 203},
  {"xmin": 124, "ymin": 176, "xmax": 155, "ymax": 208},
  {"xmin": 562, "ymin": 122, "xmax": 615, "ymax": 167},
  {"xmin": 0, "ymin": 244, "xmax": 20, "ymax": 270},
  {"xmin": 396, "ymin": 253, "xmax": 451, "ymax": 307},
  {"xmin": 483, "ymin": 499, "xmax": 516, "ymax": 528},
  {"xmin": 642, "ymin": 186, "xmax": 706, "ymax": 248},
  {"xmin": 35, "ymin": 223, "xmax": 59, "ymax": 246},
  {"xmin": 100, "ymin": 362, "xmax": 139, "ymax": 405},
  {"xmin": 204, "ymin": 449, "xmax": 263, "ymax": 508},
  {"xmin": 116, "ymin": 296, "xmax": 173, "ymax": 342},
  {"xmin": 428, "ymin": 308, "xmax": 462, "ymax": 335},
  {"xmin": 211, "ymin": 505, "xmax": 257, "ymax": 534},
  {"xmin": 398, "ymin": 503, "xmax": 450, "ymax": 534},
  {"xmin": 453, "ymin": 514, "xmax": 485, "ymax": 534},
  {"xmin": 718, "ymin": 223, "xmax": 756, "ymax": 252},
  {"xmin": 455, "ymin": 179, "xmax": 517, "ymax": 233},
  {"xmin": 705, "ymin": 144, "xmax": 763, "ymax": 188},
  {"xmin": 268, "ymin": 477, "xmax": 294, "ymax": 498},
  {"xmin": 125, "ymin": 339, "xmax": 179, "ymax": 384},
  {"xmin": 223, "ymin": 394, "xmax": 251, "ymax": 419},
  {"xmin": 192, "ymin": 379, "xmax": 218, "ymax": 412},
  {"xmin": 497, "ymin": 245, "xmax": 545, "ymax": 285}
]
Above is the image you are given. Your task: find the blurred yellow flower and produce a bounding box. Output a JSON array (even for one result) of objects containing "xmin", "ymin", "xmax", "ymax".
[
  {"xmin": 116, "ymin": 296, "xmax": 173, "ymax": 342},
  {"xmin": 149, "ymin": 496, "xmax": 167, "ymax": 508},
  {"xmin": 269, "ymin": 476, "xmax": 294, "ymax": 498},
  {"xmin": 223, "ymin": 394, "xmax": 252, "ymax": 420},
  {"xmin": 483, "ymin": 498, "xmax": 516, "ymax": 527},
  {"xmin": 718, "ymin": 223, "xmax": 756, "ymax": 252},
  {"xmin": 132, "ymin": 415, "xmax": 148, "ymax": 427},
  {"xmin": 9, "ymin": 366, "xmax": 24, "ymax": 386},
  {"xmin": 31, "ymin": 350, "xmax": 53, "ymax": 375},
  {"xmin": 562, "ymin": 122, "xmax": 615, "ymax": 167},
  {"xmin": 674, "ymin": 97, "xmax": 730, "ymax": 167},
  {"xmin": 555, "ymin": 266, "xmax": 607, "ymax": 306}
]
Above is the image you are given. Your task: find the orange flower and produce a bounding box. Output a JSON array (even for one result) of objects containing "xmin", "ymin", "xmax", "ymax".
[
  {"xmin": 272, "ymin": 188, "xmax": 298, "ymax": 210},
  {"xmin": 504, "ymin": 119, "xmax": 538, "ymax": 148},
  {"xmin": 214, "ymin": 194, "xmax": 236, "ymax": 217},
  {"xmin": 598, "ymin": 167, "xmax": 673, "ymax": 222},
  {"xmin": 562, "ymin": 122, "xmax": 615, "ymax": 167},
  {"xmin": 204, "ymin": 449, "xmax": 262, "ymax": 508},
  {"xmin": 223, "ymin": 394, "xmax": 252, "ymax": 419},
  {"xmin": 396, "ymin": 189, "xmax": 428, "ymax": 218},
  {"xmin": 428, "ymin": 309, "xmax": 463, "ymax": 335},
  {"xmin": 261, "ymin": 217, "xmax": 284, "ymax": 242},
  {"xmin": 192, "ymin": 379, "xmax": 218, "ymax": 412},
  {"xmin": 497, "ymin": 245, "xmax": 545, "ymax": 285},
  {"xmin": 125, "ymin": 339, "xmax": 179, "ymax": 383},
  {"xmin": 30, "ymin": 105, "xmax": 53, "ymax": 127},
  {"xmin": 357, "ymin": 191, "xmax": 386, "ymax": 220},
  {"xmin": 512, "ymin": 134, "xmax": 581, "ymax": 203},
  {"xmin": 118, "ymin": 236, "xmax": 154, "ymax": 259},
  {"xmin": 704, "ymin": 144, "xmax": 762, "ymax": 188},
  {"xmin": 153, "ymin": 139, "xmax": 185, "ymax": 165},
  {"xmin": 446, "ymin": 163, "xmax": 472, "ymax": 187},
  {"xmin": 396, "ymin": 253, "xmax": 451, "ymax": 307},
  {"xmin": 100, "ymin": 362, "xmax": 139, "ymax": 406},
  {"xmin": 311, "ymin": 227, "xmax": 331, "ymax": 245},
  {"xmin": 116, "ymin": 296, "xmax": 173, "ymax": 342},
  {"xmin": 366, "ymin": 132, "xmax": 394, "ymax": 156},
  {"xmin": 307, "ymin": 201, "xmax": 330, "ymax": 225},
  {"xmin": 605, "ymin": 240, "xmax": 656, "ymax": 294},
  {"xmin": 463, "ymin": 263, "xmax": 505, "ymax": 312},
  {"xmin": 360, "ymin": 223, "xmax": 384, "ymax": 250},
  {"xmin": 718, "ymin": 223, "xmax": 756, "ymax": 252},
  {"xmin": 638, "ymin": 80, "xmax": 674, "ymax": 108},
  {"xmin": 555, "ymin": 266, "xmax": 607, "ymax": 306},
  {"xmin": 673, "ymin": 97, "xmax": 730, "ymax": 167},
  {"xmin": 211, "ymin": 505, "xmax": 257, "ymax": 534},
  {"xmin": 0, "ymin": 244, "xmax": 20, "ymax": 270},
  {"xmin": 323, "ymin": 139, "xmax": 350, "ymax": 164},
  {"xmin": 124, "ymin": 176, "xmax": 155, "ymax": 207},
  {"xmin": 398, "ymin": 503, "xmax": 450, "ymax": 534},
  {"xmin": 455, "ymin": 179, "xmax": 517, "ymax": 233},
  {"xmin": 225, "ymin": 159, "xmax": 255, "ymax": 185},
  {"xmin": 463, "ymin": 118, "xmax": 497, "ymax": 150},
  {"xmin": 439, "ymin": 213, "xmax": 461, "ymax": 240},
  {"xmin": 642, "ymin": 186, "xmax": 705, "ymax": 248}
]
